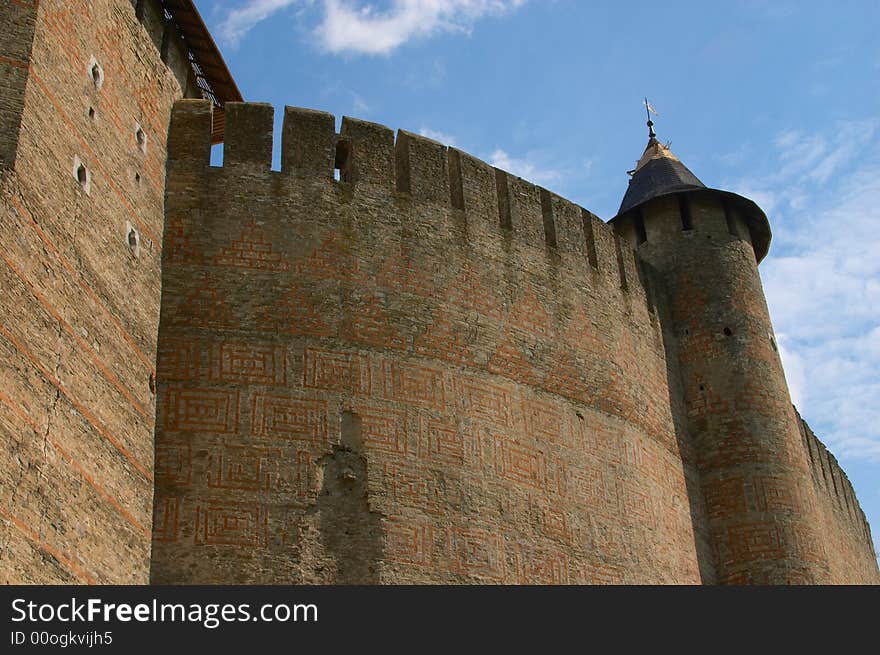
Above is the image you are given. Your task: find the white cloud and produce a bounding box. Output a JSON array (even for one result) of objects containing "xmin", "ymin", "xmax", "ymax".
[
  {"xmin": 751, "ymin": 119, "xmax": 880, "ymax": 559},
  {"xmin": 489, "ymin": 148, "xmax": 562, "ymax": 187},
  {"xmin": 767, "ymin": 121, "xmax": 877, "ymax": 186},
  {"xmin": 215, "ymin": 0, "xmax": 527, "ymax": 53},
  {"xmin": 414, "ymin": 127, "xmax": 576, "ymax": 194},
  {"xmin": 415, "ymin": 131, "xmax": 567, "ymax": 189},
  {"xmin": 317, "ymin": 0, "xmax": 526, "ymax": 55},
  {"xmin": 351, "ymin": 92, "xmax": 370, "ymax": 113},
  {"xmin": 215, "ymin": 0, "xmax": 300, "ymax": 46},
  {"xmin": 754, "ymin": 119, "xmax": 880, "ymax": 464},
  {"xmin": 418, "ymin": 127, "xmax": 458, "ymax": 147}
]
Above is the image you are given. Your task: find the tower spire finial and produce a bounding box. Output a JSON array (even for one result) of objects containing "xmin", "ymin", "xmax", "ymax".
[{"xmin": 644, "ymin": 97, "xmax": 657, "ymax": 140}]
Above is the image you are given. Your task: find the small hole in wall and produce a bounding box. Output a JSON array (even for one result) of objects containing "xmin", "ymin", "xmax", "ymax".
[
  {"xmin": 88, "ymin": 107, "xmax": 95, "ymax": 120},
  {"xmin": 684, "ymin": 328, "xmax": 689, "ymax": 336},
  {"xmin": 148, "ymin": 373, "xmax": 156, "ymax": 394},
  {"xmin": 723, "ymin": 327, "xmax": 733, "ymax": 337},
  {"xmin": 73, "ymin": 157, "xmax": 91, "ymax": 194},
  {"xmin": 575, "ymin": 411, "xmax": 584, "ymax": 421},
  {"xmin": 135, "ymin": 127, "xmax": 147, "ymax": 153},
  {"xmin": 699, "ymin": 385, "xmax": 705, "ymax": 392},
  {"xmin": 89, "ymin": 59, "xmax": 104, "ymax": 90},
  {"xmin": 134, "ymin": 172, "xmax": 141, "ymax": 185},
  {"xmin": 127, "ymin": 226, "xmax": 140, "ymax": 257}
]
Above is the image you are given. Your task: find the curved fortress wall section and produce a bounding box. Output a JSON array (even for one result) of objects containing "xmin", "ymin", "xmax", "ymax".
[
  {"xmin": 1, "ymin": 3, "xmax": 876, "ymax": 587},
  {"xmin": 797, "ymin": 413, "xmax": 879, "ymax": 583},
  {"xmin": 151, "ymin": 100, "xmax": 714, "ymax": 584}
]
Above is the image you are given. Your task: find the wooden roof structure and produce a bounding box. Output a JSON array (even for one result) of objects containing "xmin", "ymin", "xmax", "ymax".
[
  {"xmin": 162, "ymin": 0, "xmax": 243, "ymax": 143},
  {"xmin": 611, "ymin": 135, "xmax": 772, "ymax": 263}
]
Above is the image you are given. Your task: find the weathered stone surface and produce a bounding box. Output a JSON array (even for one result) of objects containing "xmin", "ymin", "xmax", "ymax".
[
  {"xmin": 1, "ymin": 0, "xmax": 185, "ymax": 584},
  {"xmin": 149, "ymin": 100, "xmax": 879, "ymax": 585},
  {"xmin": 1, "ymin": 2, "xmax": 877, "ymax": 586}
]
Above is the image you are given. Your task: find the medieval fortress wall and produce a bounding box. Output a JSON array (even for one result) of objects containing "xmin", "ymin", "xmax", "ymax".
[
  {"xmin": 0, "ymin": 0, "xmax": 877, "ymax": 585},
  {"xmin": 152, "ymin": 100, "xmax": 710, "ymax": 584},
  {"xmin": 798, "ymin": 414, "xmax": 878, "ymax": 582}
]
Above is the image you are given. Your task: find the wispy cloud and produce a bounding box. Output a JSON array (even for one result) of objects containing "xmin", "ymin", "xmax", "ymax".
[
  {"xmin": 746, "ymin": 119, "xmax": 880, "ymax": 464},
  {"xmin": 489, "ymin": 148, "xmax": 562, "ymax": 187},
  {"xmin": 215, "ymin": 0, "xmax": 300, "ymax": 46},
  {"xmin": 418, "ymin": 127, "xmax": 459, "ymax": 147},
  {"xmin": 351, "ymin": 91, "xmax": 370, "ymax": 113},
  {"xmin": 417, "ymin": 130, "xmax": 569, "ymax": 191},
  {"xmin": 317, "ymin": 0, "xmax": 526, "ymax": 54},
  {"xmin": 215, "ymin": 0, "xmax": 527, "ymax": 53},
  {"xmin": 735, "ymin": 118, "xmax": 880, "ymax": 561}
]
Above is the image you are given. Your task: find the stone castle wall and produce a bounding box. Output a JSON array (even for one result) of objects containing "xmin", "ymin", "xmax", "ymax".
[
  {"xmin": 150, "ymin": 100, "xmax": 713, "ymax": 583},
  {"xmin": 0, "ymin": 0, "xmax": 189, "ymax": 584},
  {"xmin": 1, "ymin": 2, "xmax": 877, "ymax": 585},
  {"xmin": 797, "ymin": 413, "xmax": 878, "ymax": 583}
]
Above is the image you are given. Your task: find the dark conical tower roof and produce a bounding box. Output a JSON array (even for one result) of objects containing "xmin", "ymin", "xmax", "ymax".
[
  {"xmin": 610, "ymin": 131, "xmax": 772, "ymax": 263},
  {"xmin": 617, "ymin": 137, "xmax": 705, "ymax": 215}
]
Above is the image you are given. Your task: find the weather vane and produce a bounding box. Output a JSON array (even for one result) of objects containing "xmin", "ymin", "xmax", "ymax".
[{"xmin": 644, "ymin": 97, "xmax": 658, "ymax": 139}]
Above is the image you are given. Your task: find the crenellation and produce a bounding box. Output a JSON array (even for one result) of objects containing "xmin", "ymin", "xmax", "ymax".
[
  {"xmin": 450, "ymin": 150, "xmax": 495, "ymax": 231},
  {"xmin": 506, "ymin": 176, "xmax": 547, "ymax": 251},
  {"xmin": 2, "ymin": 3, "xmax": 877, "ymax": 585},
  {"xmin": 224, "ymin": 102, "xmax": 274, "ymax": 169},
  {"xmin": 339, "ymin": 116, "xmax": 395, "ymax": 188},
  {"xmin": 395, "ymin": 129, "xmax": 449, "ymax": 203},
  {"xmin": 281, "ymin": 105, "xmax": 336, "ymax": 178},
  {"xmin": 151, "ymin": 98, "xmax": 723, "ymax": 585},
  {"xmin": 166, "ymin": 99, "xmax": 212, "ymax": 169},
  {"xmin": 188, "ymin": 100, "xmax": 655, "ymax": 308},
  {"xmin": 796, "ymin": 410, "xmax": 878, "ymax": 575},
  {"xmin": 546, "ymin": 195, "xmax": 583, "ymax": 261}
]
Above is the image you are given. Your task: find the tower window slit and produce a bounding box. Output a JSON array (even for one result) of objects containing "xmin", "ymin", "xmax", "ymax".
[
  {"xmin": 634, "ymin": 209, "xmax": 647, "ymax": 244},
  {"xmin": 723, "ymin": 200, "xmax": 738, "ymax": 236},
  {"xmin": 678, "ymin": 193, "xmax": 693, "ymax": 231}
]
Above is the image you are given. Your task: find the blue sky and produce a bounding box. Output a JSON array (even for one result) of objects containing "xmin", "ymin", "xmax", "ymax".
[{"xmin": 196, "ymin": 0, "xmax": 880, "ymax": 563}]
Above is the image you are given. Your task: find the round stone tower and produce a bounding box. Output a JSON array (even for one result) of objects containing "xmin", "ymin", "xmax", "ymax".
[{"xmin": 611, "ymin": 124, "xmax": 832, "ymax": 583}]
